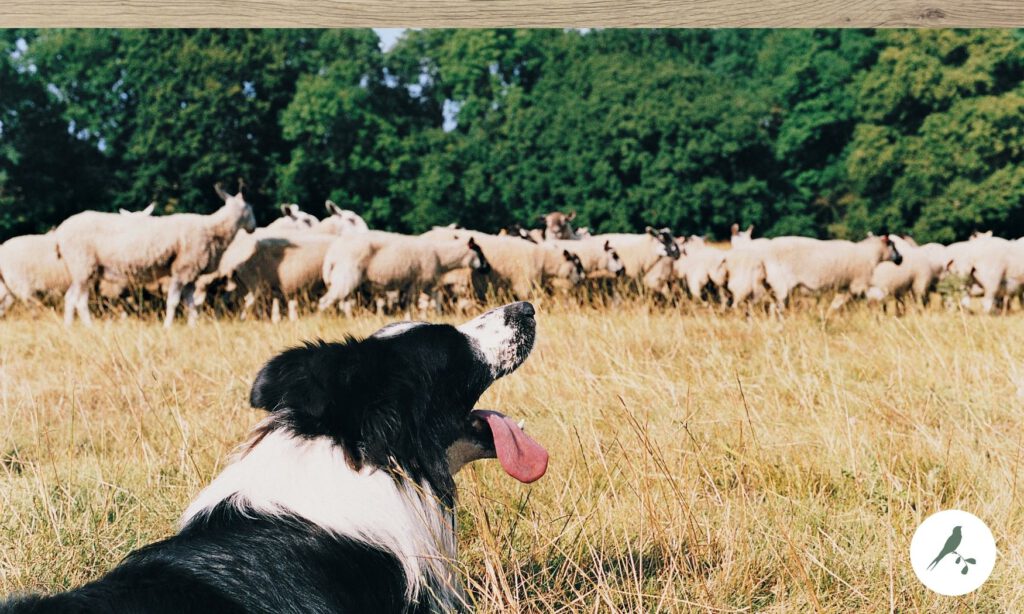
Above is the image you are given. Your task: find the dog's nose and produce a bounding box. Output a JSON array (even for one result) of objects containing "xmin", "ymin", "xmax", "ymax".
[{"xmin": 514, "ymin": 302, "xmax": 535, "ymax": 318}]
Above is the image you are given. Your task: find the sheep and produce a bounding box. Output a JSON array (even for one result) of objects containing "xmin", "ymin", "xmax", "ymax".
[
  {"xmin": 545, "ymin": 238, "xmax": 625, "ymax": 279},
  {"xmin": 946, "ymin": 236, "xmax": 1024, "ymax": 314},
  {"xmin": 194, "ymin": 228, "xmax": 336, "ymax": 322},
  {"xmin": 865, "ymin": 236, "xmax": 948, "ymax": 312},
  {"xmin": 321, "ymin": 200, "xmax": 369, "ymax": 235},
  {"xmin": 673, "ymin": 241, "xmax": 727, "ymax": 304},
  {"xmin": 0, "ymin": 204, "xmax": 158, "ymax": 316},
  {"xmin": 760, "ymin": 235, "xmax": 903, "ymax": 313},
  {"xmin": 539, "ymin": 211, "xmax": 578, "ymax": 240},
  {"xmin": 589, "ymin": 227, "xmax": 681, "ymax": 298},
  {"xmin": 718, "ymin": 246, "xmax": 769, "ymax": 311},
  {"xmin": 421, "ymin": 229, "xmax": 586, "ymax": 300},
  {"xmin": 317, "ymin": 232, "xmax": 491, "ymax": 316},
  {"xmin": 730, "ymin": 223, "xmax": 773, "ymax": 248},
  {"xmin": 55, "ymin": 182, "xmax": 256, "ymax": 327},
  {"xmin": 265, "ymin": 204, "xmax": 319, "ymax": 232}
]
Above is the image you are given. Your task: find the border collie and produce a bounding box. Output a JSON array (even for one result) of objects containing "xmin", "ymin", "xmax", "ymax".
[{"xmin": 2, "ymin": 301, "xmax": 547, "ymax": 613}]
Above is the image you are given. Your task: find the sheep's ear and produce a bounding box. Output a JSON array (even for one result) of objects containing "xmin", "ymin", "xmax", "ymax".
[
  {"xmin": 142, "ymin": 202, "xmax": 156, "ymax": 216},
  {"xmin": 326, "ymin": 200, "xmax": 342, "ymax": 216},
  {"xmin": 538, "ymin": 214, "xmax": 548, "ymax": 222},
  {"xmin": 467, "ymin": 237, "xmax": 479, "ymax": 249},
  {"xmin": 567, "ymin": 210, "xmax": 576, "ymax": 221},
  {"xmin": 603, "ymin": 240, "xmax": 612, "ymax": 252},
  {"xmin": 214, "ymin": 182, "xmax": 229, "ymax": 201},
  {"xmin": 563, "ymin": 249, "xmax": 573, "ymax": 260},
  {"xmin": 646, "ymin": 226, "xmax": 657, "ymax": 237},
  {"xmin": 731, "ymin": 223, "xmax": 739, "ymax": 235}
]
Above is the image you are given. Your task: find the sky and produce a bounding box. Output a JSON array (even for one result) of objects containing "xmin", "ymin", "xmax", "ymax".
[{"xmin": 373, "ymin": 29, "xmax": 407, "ymax": 52}]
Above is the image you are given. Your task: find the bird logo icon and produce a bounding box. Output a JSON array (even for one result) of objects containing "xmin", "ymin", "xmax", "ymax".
[
  {"xmin": 910, "ymin": 510, "xmax": 995, "ymax": 595},
  {"xmin": 927, "ymin": 526, "xmax": 976, "ymax": 574}
]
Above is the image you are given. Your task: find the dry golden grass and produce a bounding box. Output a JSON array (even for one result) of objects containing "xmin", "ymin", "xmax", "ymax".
[{"xmin": 2, "ymin": 301, "xmax": 1023, "ymax": 612}]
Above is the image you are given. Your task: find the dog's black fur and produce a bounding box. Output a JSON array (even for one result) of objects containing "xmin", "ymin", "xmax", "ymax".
[{"xmin": 2, "ymin": 303, "xmax": 537, "ymax": 614}]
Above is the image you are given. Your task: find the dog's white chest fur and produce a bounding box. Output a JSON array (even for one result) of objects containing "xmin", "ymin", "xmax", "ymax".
[{"xmin": 180, "ymin": 428, "xmax": 456, "ymax": 598}]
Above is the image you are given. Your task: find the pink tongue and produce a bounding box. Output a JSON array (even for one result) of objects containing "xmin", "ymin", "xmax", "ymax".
[{"xmin": 473, "ymin": 410, "xmax": 549, "ymax": 483}]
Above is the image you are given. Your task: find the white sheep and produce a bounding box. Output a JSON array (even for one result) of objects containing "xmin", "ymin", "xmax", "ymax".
[
  {"xmin": 545, "ymin": 238, "xmax": 625, "ymax": 279},
  {"xmin": 318, "ymin": 231, "xmax": 490, "ymax": 316},
  {"xmin": 730, "ymin": 223, "xmax": 771, "ymax": 248},
  {"xmin": 0, "ymin": 204, "xmax": 157, "ymax": 316},
  {"xmin": 589, "ymin": 227, "xmax": 681, "ymax": 298},
  {"xmin": 265, "ymin": 204, "xmax": 319, "ymax": 232},
  {"xmin": 761, "ymin": 235, "xmax": 903, "ymax": 313},
  {"xmin": 865, "ymin": 236, "xmax": 948, "ymax": 312},
  {"xmin": 321, "ymin": 201, "xmax": 369, "ymax": 235},
  {"xmin": 421, "ymin": 229, "xmax": 586, "ymax": 300},
  {"xmin": 673, "ymin": 241, "xmax": 727, "ymax": 303},
  {"xmin": 55, "ymin": 182, "xmax": 256, "ymax": 327},
  {"xmin": 718, "ymin": 246, "xmax": 769, "ymax": 311},
  {"xmin": 946, "ymin": 236, "xmax": 1024, "ymax": 314}
]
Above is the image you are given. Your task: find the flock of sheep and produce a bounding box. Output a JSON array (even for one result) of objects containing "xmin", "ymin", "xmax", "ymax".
[{"xmin": 0, "ymin": 181, "xmax": 1020, "ymax": 325}]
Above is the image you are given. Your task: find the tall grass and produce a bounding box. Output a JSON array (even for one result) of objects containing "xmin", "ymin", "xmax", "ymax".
[{"xmin": 1, "ymin": 302, "xmax": 1022, "ymax": 611}]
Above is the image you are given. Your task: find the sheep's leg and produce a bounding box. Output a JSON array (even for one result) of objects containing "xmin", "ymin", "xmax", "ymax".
[
  {"xmin": 75, "ymin": 287, "xmax": 92, "ymax": 325},
  {"xmin": 164, "ymin": 279, "xmax": 183, "ymax": 328},
  {"xmin": 341, "ymin": 299, "xmax": 354, "ymax": 318},
  {"xmin": 828, "ymin": 292, "xmax": 851, "ymax": 313},
  {"xmin": 240, "ymin": 292, "xmax": 256, "ymax": 320},
  {"xmin": 271, "ymin": 298, "xmax": 282, "ymax": 324},
  {"xmin": 181, "ymin": 284, "xmax": 198, "ymax": 327},
  {"xmin": 63, "ymin": 284, "xmax": 79, "ymax": 325},
  {"xmin": 0, "ymin": 282, "xmax": 14, "ymax": 317},
  {"xmin": 288, "ymin": 298, "xmax": 299, "ymax": 322}
]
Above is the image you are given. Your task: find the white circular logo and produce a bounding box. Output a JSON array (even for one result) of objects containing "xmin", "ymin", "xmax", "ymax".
[{"xmin": 910, "ymin": 509, "xmax": 996, "ymax": 596}]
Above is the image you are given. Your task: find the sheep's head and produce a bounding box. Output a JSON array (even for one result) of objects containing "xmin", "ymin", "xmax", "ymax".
[
  {"xmin": 603, "ymin": 240, "xmax": 625, "ymax": 277},
  {"xmin": 731, "ymin": 224, "xmax": 754, "ymax": 246},
  {"xmin": 280, "ymin": 204, "xmax": 318, "ymax": 229},
  {"xmin": 882, "ymin": 235, "xmax": 903, "ymax": 266},
  {"xmin": 540, "ymin": 211, "xmax": 576, "ymax": 240},
  {"xmin": 322, "ymin": 200, "xmax": 370, "ymax": 235},
  {"xmin": 646, "ymin": 226, "xmax": 681, "ymax": 260},
  {"xmin": 561, "ymin": 249, "xmax": 586, "ymax": 284},
  {"xmin": 466, "ymin": 238, "xmax": 491, "ymax": 274},
  {"xmin": 215, "ymin": 181, "xmax": 257, "ymax": 232}
]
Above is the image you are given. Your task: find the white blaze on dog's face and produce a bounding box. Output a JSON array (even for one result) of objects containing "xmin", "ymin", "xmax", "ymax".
[{"xmin": 456, "ymin": 301, "xmax": 537, "ymax": 378}]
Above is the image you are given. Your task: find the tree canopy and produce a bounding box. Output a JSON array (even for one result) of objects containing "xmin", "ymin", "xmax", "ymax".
[{"xmin": 1, "ymin": 28, "xmax": 1021, "ymax": 242}]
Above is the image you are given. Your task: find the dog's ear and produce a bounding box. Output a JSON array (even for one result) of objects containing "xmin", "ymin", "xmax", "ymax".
[{"xmin": 250, "ymin": 340, "xmax": 350, "ymax": 418}]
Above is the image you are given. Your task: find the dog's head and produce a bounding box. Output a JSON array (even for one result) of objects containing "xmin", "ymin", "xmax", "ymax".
[{"xmin": 248, "ymin": 302, "xmax": 546, "ymax": 503}]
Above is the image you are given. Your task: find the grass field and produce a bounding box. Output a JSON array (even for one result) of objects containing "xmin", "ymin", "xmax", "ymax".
[{"xmin": 2, "ymin": 302, "xmax": 1023, "ymax": 612}]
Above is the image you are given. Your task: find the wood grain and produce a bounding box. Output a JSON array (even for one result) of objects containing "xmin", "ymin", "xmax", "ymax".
[{"xmin": 1, "ymin": 0, "xmax": 1022, "ymax": 28}]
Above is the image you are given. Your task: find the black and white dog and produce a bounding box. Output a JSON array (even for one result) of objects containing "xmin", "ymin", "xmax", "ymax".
[{"xmin": 3, "ymin": 302, "xmax": 547, "ymax": 613}]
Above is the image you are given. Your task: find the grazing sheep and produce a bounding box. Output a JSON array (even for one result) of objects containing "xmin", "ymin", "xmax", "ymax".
[
  {"xmin": 56, "ymin": 182, "xmax": 256, "ymax": 327},
  {"xmin": 265, "ymin": 204, "xmax": 319, "ymax": 232},
  {"xmin": 540, "ymin": 211, "xmax": 577, "ymax": 240},
  {"xmin": 761, "ymin": 235, "xmax": 903, "ymax": 313},
  {"xmin": 866, "ymin": 236, "xmax": 948, "ymax": 312},
  {"xmin": 194, "ymin": 229, "xmax": 336, "ymax": 322},
  {"xmin": 946, "ymin": 236, "xmax": 1024, "ymax": 314},
  {"xmin": 673, "ymin": 241, "xmax": 727, "ymax": 303},
  {"xmin": 426, "ymin": 230, "xmax": 586, "ymax": 300},
  {"xmin": 318, "ymin": 232, "xmax": 490, "ymax": 316},
  {"xmin": 730, "ymin": 223, "xmax": 770, "ymax": 248},
  {"xmin": 545, "ymin": 238, "xmax": 625, "ymax": 278},
  {"xmin": 0, "ymin": 204, "xmax": 158, "ymax": 316},
  {"xmin": 0, "ymin": 233, "xmax": 70, "ymax": 316},
  {"xmin": 718, "ymin": 246, "xmax": 769, "ymax": 311},
  {"xmin": 321, "ymin": 201, "xmax": 369, "ymax": 235},
  {"xmin": 590, "ymin": 227, "xmax": 681, "ymax": 298}
]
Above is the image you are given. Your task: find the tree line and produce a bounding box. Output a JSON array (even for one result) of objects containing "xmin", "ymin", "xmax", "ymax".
[{"xmin": 1, "ymin": 29, "xmax": 1021, "ymax": 243}]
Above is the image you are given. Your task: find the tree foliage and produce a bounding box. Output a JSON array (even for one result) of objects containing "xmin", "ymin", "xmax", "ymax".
[{"xmin": 1, "ymin": 28, "xmax": 1021, "ymax": 242}]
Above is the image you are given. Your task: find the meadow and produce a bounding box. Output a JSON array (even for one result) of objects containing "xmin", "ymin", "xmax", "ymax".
[{"xmin": 1, "ymin": 300, "xmax": 1023, "ymax": 612}]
